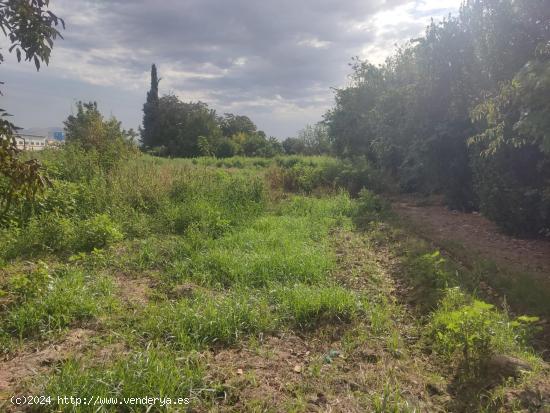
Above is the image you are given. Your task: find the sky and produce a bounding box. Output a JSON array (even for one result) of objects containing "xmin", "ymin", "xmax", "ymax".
[{"xmin": 2, "ymin": 0, "xmax": 462, "ymax": 138}]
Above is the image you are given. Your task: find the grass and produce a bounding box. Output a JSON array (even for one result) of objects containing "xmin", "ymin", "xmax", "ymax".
[
  {"xmin": 139, "ymin": 290, "xmax": 275, "ymax": 349},
  {"xmin": 274, "ymin": 284, "xmax": 364, "ymax": 329},
  {"xmin": 0, "ymin": 151, "xmax": 547, "ymax": 412},
  {"xmin": 1, "ymin": 267, "xmax": 116, "ymax": 348},
  {"xmin": 44, "ymin": 346, "xmax": 204, "ymax": 412}
]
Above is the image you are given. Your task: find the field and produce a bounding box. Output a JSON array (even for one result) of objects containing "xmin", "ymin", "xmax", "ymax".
[{"xmin": 0, "ymin": 153, "xmax": 549, "ymax": 412}]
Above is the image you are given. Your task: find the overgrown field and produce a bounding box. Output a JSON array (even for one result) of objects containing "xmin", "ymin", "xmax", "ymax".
[{"xmin": 0, "ymin": 150, "xmax": 548, "ymax": 412}]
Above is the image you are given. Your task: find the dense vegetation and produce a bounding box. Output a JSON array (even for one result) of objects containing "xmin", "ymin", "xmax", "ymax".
[
  {"xmin": 0, "ymin": 1, "xmax": 549, "ymax": 411},
  {"xmin": 325, "ymin": 0, "xmax": 550, "ymax": 238},
  {"xmin": 1, "ymin": 145, "xmax": 547, "ymax": 411}
]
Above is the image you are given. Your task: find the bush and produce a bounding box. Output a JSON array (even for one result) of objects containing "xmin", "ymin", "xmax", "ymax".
[
  {"xmin": 76, "ymin": 214, "xmax": 123, "ymax": 251},
  {"xmin": 353, "ymin": 188, "xmax": 391, "ymax": 228},
  {"xmin": 429, "ymin": 288, "xmax": 529, "ymax": 374}
]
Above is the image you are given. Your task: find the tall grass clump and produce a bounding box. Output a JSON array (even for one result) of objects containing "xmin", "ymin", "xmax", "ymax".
[
  {"xmin": 45, "ymin": 347, "xmax": 203, "ymax": 412},
  {"xmin": 140, "ymin": 291, "xmax": 275, "ymax": 349},
  {"xmin": 1, "ymin": 268, "xmax": 115, "ymax": 341},
  {"xmin": 274, "ymin": 284, "xmax": 364, "ymax": 329}
]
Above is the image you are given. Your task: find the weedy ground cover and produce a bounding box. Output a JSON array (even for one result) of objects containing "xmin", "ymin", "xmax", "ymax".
[{"xmin": 0, "ymin": 151, "xmax": 547, "ymax": 412}]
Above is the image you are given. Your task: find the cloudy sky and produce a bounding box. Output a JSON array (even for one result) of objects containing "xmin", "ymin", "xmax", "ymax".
[{"xmin": 2, "ymin": 0, "xmax": 461, "ymax": 138}]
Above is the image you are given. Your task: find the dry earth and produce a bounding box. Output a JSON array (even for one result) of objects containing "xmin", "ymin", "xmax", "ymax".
[{"xmin": 391, "ymin": 196, "xmax": 550, "ymax": 278}]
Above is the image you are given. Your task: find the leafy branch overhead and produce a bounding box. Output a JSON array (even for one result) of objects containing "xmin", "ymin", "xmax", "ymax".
[
  {"xmin": 0, "ymin": 0, "xmax": 65, "ymax": 70},
  {"xmin": 0, "ymin": 0, "xmax": 64, "ymax": 218}
]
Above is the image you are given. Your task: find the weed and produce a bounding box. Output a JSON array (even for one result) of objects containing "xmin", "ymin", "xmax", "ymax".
[
  {"xmin": 275, "ymin": 284, "xmax": 363, "ymax": 329},
  {"xmin": 2, "ymin": 269, "xmax": 115, "ymax": 341},
  {"xmin": 429, "ymin": 288, "xmax": 526, "ymax": 374},
  {"xmin": 45, "ymin": 346, "xmax": 203, "ymax": 412}
]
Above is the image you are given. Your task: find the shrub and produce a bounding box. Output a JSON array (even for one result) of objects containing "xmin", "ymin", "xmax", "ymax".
[
  {"xmin": 429, "ymin": 288, "xmax": 528, "ymax": 373},
  {"xmin": 353, "ymin": 188, "xmax": 391, "ymax": 228},
  {"xmin": 76, "ymin": 214, "xmax": 124, "ymax": 252}
]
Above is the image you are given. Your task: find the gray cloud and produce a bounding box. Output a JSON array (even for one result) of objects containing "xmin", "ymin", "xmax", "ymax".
[{"xmin": 2, "ymin": 0, "xmax": 461, "ymax": 137}]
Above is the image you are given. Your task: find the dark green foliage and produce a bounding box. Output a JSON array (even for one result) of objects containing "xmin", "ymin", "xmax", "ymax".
[
  {"xmin": 140, "ymin": 63, "xmax": 161, "ymax": 149},
  {"xmin": 282, "ymin": 137, "xmax": 306, "ymax": 155},
  {"xmin": 0, "ymin": 1, "xmax": 64, "ymax": 222},
  {"xmin": 138, "ymin": 67, "xmax": 282, "ymax": 159},
  {"xmin": 352, "ymin": 189, "xmax": 391, "ymax": 228},
  {"xmin": 151, "ymin": 95, "xmax": 223, "ymax": 157},
  {"xmin": 219, "ymin": 113, "xmax": 257, "ymax": 137},
  {"xmin": 325, "ymin": 0, "xmax": 550, "ymax": 236}
]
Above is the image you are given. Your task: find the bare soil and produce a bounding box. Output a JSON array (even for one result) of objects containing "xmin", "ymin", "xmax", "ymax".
[
  {"xmin": 0, "ymin": 329, "xmax": 94, "ymax": 397},
  {"xmin": 392, "ymin": 196, "xmax": 550, "ymax": 278}
]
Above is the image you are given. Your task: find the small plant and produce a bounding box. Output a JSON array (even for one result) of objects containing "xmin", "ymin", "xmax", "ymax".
[
  {"xmin": 7, "ymin": 261, "xmax": 53, "ymax": 300},
  {"xmin": 369, "ymin": 296, "xmax": 393, "ymax": 336},
  {"xmin": 371, "ymin": 381, "xmax": 416, "ymax": 413},
  {"xmin": 353, "ymin": 188, "xmax": 391, "ymax": 228},
  {"xmin": 429, "ymin": 288, "xmax": 523, "ymax": 374},
  {"xmin": 76, "ymin": 214, "xmax": 123, "ymax": 251}
]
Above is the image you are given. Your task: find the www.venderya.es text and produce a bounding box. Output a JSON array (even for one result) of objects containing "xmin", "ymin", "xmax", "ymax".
[{"xmin": 10, "ymin": 395, "xmax": 190, "ymax": 407}]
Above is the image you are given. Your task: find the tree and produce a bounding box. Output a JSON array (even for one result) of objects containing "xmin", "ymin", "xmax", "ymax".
[
  {"xmin": 154, "ymin": 95, "xmax": 222, "ymax": 157},
  {"xmin": 282, "ymin": 137, "xmax": 306, "ymax": 155},
  {"xmin": 297, "ymin": 122, "xmax": 331, "ymax": 155},
  {"xmin": 64, "ymin": 101, "xmax": 137, "ymax": 169},
  {"xmin": 325, "ymin": 0, "xmax": 550, "ymax": 236},
  {"xmin": 0, "ymin": 0, "xmax": 64, "ymax": 218},
  {"xmin": 219, "ymin": 113, "xmax": 257, "ymax": 137},
  {"xmin": 141, "ymin": 64, "xmax": 160, "ymax": 149}
]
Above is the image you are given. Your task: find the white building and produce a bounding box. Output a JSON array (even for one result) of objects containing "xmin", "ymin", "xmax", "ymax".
[{"xmin": 14, "ymin": 134, "xmax": 52, "ymax": 151}]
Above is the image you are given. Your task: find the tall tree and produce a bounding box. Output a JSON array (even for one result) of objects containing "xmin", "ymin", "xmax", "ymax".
[
  {"xmin": 325, "ymin": 0, "xmax": 550, "ymax": 236},
  {"xmin": 141, "ymin": 64, "xmax": 160, "ymax": 149}
]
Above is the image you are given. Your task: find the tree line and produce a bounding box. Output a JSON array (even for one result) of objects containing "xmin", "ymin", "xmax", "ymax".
[
  {"xmin": 324, "ymin": 0, "xmax": 550, "ymax": 238},
  {"xmin": 139, "ymin": 64, "xmax": 331, "ymax": 158}
]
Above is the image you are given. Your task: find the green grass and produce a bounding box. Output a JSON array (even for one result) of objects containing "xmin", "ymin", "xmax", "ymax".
[
  {"xmin": 274, "ymin": 284, "xmax": 364, "ymax": 329},
  {"xmin": 1, "ymin": 268, "xmax": 116, "ymax": 343},
  {"xmin": 1, "ymin": 151, "xmax": 547, "ymax": 412},
  {"xmin": 43, "ymin": 346, "xmax": 203, "ymax": 412},
  {"xmin": 140, "ymin": 290, "xmax": 275, "ymax": 349}
]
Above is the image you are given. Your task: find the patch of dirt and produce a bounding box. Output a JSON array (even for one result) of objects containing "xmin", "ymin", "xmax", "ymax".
[
  {"xmin": 205, "ymin": 330, "xmax": 441, "ymax": 412},
  {"xmin": 205, "ymin": 334, "xmax": 316, "ymax": 410},
  {"xmin": 392, "ymin": 196, "xmax": 550, "ymax": 278},
  {"xmin": 114, "ymin": 273, "xmax": 154, "ymax": 305},
  {"xmin": 0, "ymin": 328, "xmax": 94, "ymax": 397}
]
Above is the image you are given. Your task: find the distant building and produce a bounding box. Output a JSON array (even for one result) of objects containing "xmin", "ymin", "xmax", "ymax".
[{"xmin": 14, "ymin": 134, "xmax": 60, "ymax": 151}]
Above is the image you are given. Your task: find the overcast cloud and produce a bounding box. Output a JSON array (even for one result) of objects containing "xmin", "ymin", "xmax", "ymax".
[{"xmin": 2, "ymin": 0, "xmax": 461, "ymax": 138}]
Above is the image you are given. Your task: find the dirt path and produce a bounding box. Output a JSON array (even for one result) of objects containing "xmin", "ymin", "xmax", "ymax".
[{"xmin": 392, "ymin": 196, "xmax": 550, "ymax": 279}]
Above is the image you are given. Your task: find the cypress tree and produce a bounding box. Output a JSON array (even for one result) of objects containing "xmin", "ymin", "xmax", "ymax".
[{"xmin": 141, "ymin": 64, "xmax": 160, "ymax": 149}]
